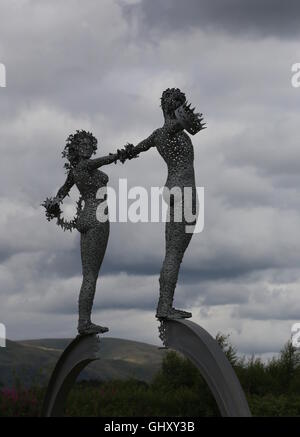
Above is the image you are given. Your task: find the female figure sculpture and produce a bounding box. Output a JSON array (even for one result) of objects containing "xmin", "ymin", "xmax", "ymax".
[
  {"xmin": 130, "ymin": 88, "xmax": 206, "ymax": 320},
  {"xmin": 43, "ymin": 130, "xmax": 135, "ymax": 335}
]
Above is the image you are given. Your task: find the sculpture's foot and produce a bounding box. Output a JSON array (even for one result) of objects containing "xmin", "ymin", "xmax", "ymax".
[
  {"xmin": 156, "ymin": 307, "xmax": 192, "ymax": 320},
  {"xmin": 77, "ymin": 321, "xmax": 109, "ymax": 335}
]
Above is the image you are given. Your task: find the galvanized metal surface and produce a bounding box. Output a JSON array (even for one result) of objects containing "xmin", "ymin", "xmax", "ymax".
[
  {"xmin": 41, "ymin": 334, "xmax": 100, "ymax": 417},
  {"xmin": 42, "ymin": 319, "xmax": 250, "ymax": 417},
  {"xmin": 162, "ymin": 319, "xmax": 251, "ymax": 417}
]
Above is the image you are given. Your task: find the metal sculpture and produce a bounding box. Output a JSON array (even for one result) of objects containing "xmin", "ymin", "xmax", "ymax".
[
  {"xmin": 41, "ymin": 321, "xmax": 251, "ymax": 417},
  {"xmin": 159, "ymin": 319, "xmax": 251, "ymax": 417},
  {"xmin": 40, "ymin": 91, "xmax": 251, "ymax": 419},
  {"xmin": 41, "ymin": 334, "xmax": 101, "ymax": 417},
  {"xmin": 130, "ymin": 88, "xmax": 206, "ymax": 320},
  {"xmin": 42, "ymin": 130, "xmax": 136, "ymax": 335}
]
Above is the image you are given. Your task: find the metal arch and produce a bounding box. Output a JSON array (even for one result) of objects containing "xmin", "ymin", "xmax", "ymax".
[
  {"xmin": 161, "ymin": 319, "xmax": 251, "ymax": 417},
  {"xmin": 41, "ymin": 334, "xmax": 101, "ymax": 417},
  {"xmin": 41, "ymin": 320, "xmax": 251, "ymax": 417}
]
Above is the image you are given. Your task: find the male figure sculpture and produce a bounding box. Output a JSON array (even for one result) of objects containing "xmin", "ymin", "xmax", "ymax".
[{"xmin": 131, "ymin": 88, "xmax": 206, "ymax": 320}]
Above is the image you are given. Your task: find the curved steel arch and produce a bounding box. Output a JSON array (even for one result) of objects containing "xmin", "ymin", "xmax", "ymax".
[
  {"xmin": 161, "ymin": 319, "xmax": 251, "ymax": 417},
  {"xmin": 41, "ymin": 334, "xmax": 101, "ymax": 417},
  {"xmin": 41, "ymin": 320, "xmax": 251, "ymax": 417}
]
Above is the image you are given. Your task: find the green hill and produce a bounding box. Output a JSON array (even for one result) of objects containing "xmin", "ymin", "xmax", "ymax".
[{"xmin": 0, "ymin": 338, "xmax": 167, "ymax": 388}]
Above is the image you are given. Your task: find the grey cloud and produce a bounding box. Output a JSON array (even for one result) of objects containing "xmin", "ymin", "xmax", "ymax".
[{"xmin": 124, "ymin": 0, "xmax": 300, "ymax": 39}]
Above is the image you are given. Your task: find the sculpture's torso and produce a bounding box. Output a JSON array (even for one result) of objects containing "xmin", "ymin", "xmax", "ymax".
[
  {"xmin": 156, "ymin": 128, "xmax": 195, "ymax": 189},
  {"xmin": 72, "ymin": 162, "xmax": 109, "ymax": 233}
]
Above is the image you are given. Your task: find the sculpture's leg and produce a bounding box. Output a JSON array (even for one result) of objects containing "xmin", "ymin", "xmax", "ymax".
[
  {"xmin": 156, "ymin": 204, "xmax": 193, "ymax": 319},
  {"xmin": 78, "ymin": 221, "xmax": 109, "ymax": 334}
]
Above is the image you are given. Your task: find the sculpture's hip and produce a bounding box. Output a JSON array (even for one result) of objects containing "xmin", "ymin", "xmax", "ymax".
[{"xmin": 76, "ymin": 199, "xmax": 109, "ymax": 234}]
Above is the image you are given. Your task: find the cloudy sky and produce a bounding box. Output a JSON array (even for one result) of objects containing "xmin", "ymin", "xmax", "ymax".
[{"xmin": 0, "ymin": 0, "xmax": 300, "ymax": 359}]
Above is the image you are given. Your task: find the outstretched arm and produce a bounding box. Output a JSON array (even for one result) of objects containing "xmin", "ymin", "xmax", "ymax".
[
  {"xmin": 85, "ymin": 130, "xmax": 159, "ymax": 171},
  {"xmin": 86, "ymin": 152, "xmax": 119, "ymax": 171},
  {"xmin": 130, "ymin": 129, "xmax": 159, "ymax": 157},
  {"xmin": 87, "ymin": 142, "xmax": 141, "ymax": 171},
  {"xmin": 56, "ymin": 170, "xmax": 75, "ymax": 200}
]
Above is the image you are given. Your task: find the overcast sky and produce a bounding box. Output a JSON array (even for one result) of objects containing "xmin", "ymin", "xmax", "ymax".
[{"xmin": 0, "ymin": 0, "xmax": 300, "ymax": 359}]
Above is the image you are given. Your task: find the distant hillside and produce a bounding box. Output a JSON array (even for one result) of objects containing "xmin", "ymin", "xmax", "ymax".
[{"xmin": 0, "ymin": 338, "xmax": 167, "ymax": 388}]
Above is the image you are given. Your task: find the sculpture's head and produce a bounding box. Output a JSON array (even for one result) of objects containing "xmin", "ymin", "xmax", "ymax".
[
  {"xmin": 161, "ymin": 88, "xmax": 205, "ymax": 135},
  {"xmin": 161, "ymin": 88, "xmax": 186, "ymax": 118},
  {"xmin": 62, "ymin": 130, "xmax": 97, "ymax": 168}
]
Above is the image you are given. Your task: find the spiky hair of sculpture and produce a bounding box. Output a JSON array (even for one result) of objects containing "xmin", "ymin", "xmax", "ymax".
[
  {"xmin": 62, "ymin": 130, "xmax": 97, "ymax": 170},
  {"xmin": 161, "ymin": 88, "xmax": 206, "ymax": 135},
  {"xmin": 160, "ymin": 88, "xmax": 186, "ymax": 115}
]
